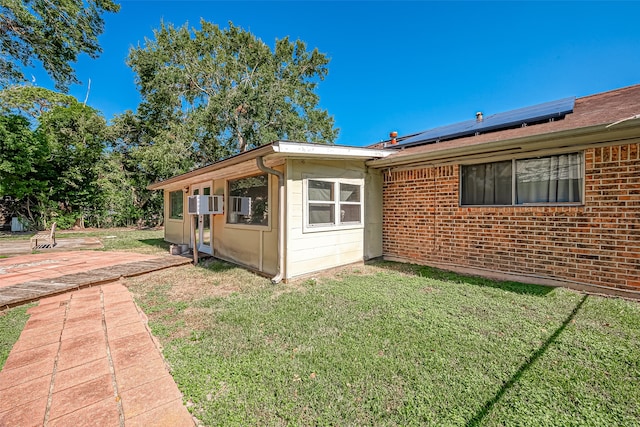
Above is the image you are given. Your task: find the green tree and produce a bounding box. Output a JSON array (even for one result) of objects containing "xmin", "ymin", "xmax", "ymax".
[
  {"xmin": 96, "ymin": 151, "xmax": 142, "ymax": 227},
  {"xmin": 0, "ymin": 85, "xmax": 76, "ymax": 118},
  {"xmin": 38, "ymin": 102, "xmax": 108, "ymax": 227},
  {"xmin": 0, "ymin": 0, "xmax": 120, "ymax": 91},
  {"xmin": 126, "ymin": 20, "xmax": 338, "ymax": 165},
  {"xmin": 0, "ymin": 114, "xmax": 49, "ymax": 223},
  {"xmin": 108, "ymin": 110, "xmax": 194, "ymax": 225}
]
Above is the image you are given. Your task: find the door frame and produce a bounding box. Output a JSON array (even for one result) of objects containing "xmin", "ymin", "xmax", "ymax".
[{"xmin": 190, "ymin": 182, "xmax": 214, "ymax": 255}]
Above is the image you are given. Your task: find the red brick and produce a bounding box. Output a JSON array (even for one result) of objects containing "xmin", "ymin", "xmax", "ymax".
[{"xmin": 382, "ymin": 144, "xmax": 640, "ymax": 290}]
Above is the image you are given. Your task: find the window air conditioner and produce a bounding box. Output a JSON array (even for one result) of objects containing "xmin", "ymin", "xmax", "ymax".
[
  {"xmin": 187, "ymin": 195, "xmax": 224, "ymax": 215},
  {"xmin": 230, "ymin": 196, "xmax": 252, "ymax": 216}
]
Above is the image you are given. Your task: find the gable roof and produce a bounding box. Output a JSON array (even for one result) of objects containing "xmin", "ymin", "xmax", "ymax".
[{"xmin": 368, "ymin": 84, "xmax": 640, "ymax": 168}]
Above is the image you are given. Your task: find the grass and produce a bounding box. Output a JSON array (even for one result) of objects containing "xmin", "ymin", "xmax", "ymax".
[
  {"xmin": 58, "ymin": 228, "xmax": 168, "ymax": 254},
  {"xmin": 126, "ymin": 260, "xmax": 640, "ymax": 426},
  {"xmin": 0, "ymin": 304, "xmax": 33, "ymax": 370},
  {"xmin": 1, "ymin": 227, "xmax": 169, "ymax": 255}
]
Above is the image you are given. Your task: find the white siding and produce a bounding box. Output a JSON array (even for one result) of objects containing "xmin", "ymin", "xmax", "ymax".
[{"xmin": 285, "ymin": 159, "xmax": 380, "ymax": 279}]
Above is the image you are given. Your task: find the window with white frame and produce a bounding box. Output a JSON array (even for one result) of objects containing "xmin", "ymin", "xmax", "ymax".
[
  {"xmin": 461, "ymin": 152, "xmax": 584, "ymax": 206},
  {"xmin": 306, "ymin": 178, "xmax": 363, "ymax": 229}
]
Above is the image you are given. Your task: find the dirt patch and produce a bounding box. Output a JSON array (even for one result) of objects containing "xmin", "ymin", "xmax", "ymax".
[{"xmin": 152, "ymin": 265, "xmax": 242, "ymax": 300}]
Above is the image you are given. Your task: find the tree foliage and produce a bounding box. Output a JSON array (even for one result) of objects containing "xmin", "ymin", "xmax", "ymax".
[
  {"xmin": 0, "ymin": 85, "xmax": 76, "ymax": 118},
  {"xmin": 0, "ymin": 0, "xmax": 120, "ymax": 91},
  {"xmin": 108, "ymin": 110, "xmax": 194, "ymax": 224},
  {"xmin": 126, "ymin": 20, "xmax": 339, "ymax": 164},
  {"xmin": 0, "ymin": 87, "xmax": 110, "ymax": 228},
  {"xmin": 0, "ymin": 114, "xmax": 49, "ymax": 203},
  {"xmin": 38, "ymin": 102, "xmax": 108, "ymax": 226}
]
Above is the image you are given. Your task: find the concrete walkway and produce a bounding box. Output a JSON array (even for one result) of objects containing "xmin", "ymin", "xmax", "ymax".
[
  {"xmin": 0, "ymin": 283, "xmax": 195, "ymax": 426},
  {"xmin": 0, "ymin": 252, "xmax": 192, "ymax": 308},
  {"xmin": 0, "ymin": 251, "xmax": 196, "ymax": 426}
]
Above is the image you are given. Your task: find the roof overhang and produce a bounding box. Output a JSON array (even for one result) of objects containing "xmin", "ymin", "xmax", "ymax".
[
  {"xmin": 367, "ymin": 118, "xmax": 640, "ymax": 169},
  {"xmin": 148, "ymin": 141, "xmax": 392, "ymax": 191}
]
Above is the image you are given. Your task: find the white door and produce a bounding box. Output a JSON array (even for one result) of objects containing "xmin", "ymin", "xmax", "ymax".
[{"xmin": 191, "ymin": 183, "xmax": 213, "ymax": 255}]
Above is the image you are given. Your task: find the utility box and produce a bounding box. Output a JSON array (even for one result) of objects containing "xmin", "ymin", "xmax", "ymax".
[{"xmin": 11, "ymin": 217, "xmax": 25, "ymax": 232}]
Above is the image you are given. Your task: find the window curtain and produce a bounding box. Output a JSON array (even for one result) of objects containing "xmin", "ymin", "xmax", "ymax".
[
  {"xmin": 461, "ymin": 161, "xmax": 512, "ymax": 205},
  {"xmin": 516, "ymin": 153, "xmax": 582, "ymax": 204}
]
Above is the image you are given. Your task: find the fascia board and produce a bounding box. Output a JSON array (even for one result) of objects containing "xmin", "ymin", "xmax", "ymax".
[
  {"xmin": 272, "ymin": 141, "xmax": 392, "ymax": 159},
  {"xmin": 147, "ymin": 144, "xmax": 276, "ymax": 190}
]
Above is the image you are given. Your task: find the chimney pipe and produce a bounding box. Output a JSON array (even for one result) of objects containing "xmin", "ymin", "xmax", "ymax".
[{"xmin": 476, "ymin": 112, "xmax": 483, "ymax": 122}]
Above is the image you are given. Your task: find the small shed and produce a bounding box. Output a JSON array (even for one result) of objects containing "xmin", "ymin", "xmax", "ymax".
[{"xmin": 148, "ymin": 141, "xmax": 390, "ymax": 282}]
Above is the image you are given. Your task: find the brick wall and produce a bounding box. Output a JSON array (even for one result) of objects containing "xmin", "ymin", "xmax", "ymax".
[{"xmin": 382, "ymin": 143, "xmax": 640, "ymax": 291}]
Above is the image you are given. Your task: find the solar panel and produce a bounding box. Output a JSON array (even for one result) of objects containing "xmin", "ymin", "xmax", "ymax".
[{"xmin": 396, "ymin": 96, "xmax": 576, "ymax": 148}]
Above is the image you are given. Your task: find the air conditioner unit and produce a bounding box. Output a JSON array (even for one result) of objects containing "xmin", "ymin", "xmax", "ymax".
[
  {"xmin": 230, "ymin": 196, "xmax": 252, "ymax": 216},
  {"xmin": 187, "ymin": 195, "xmax": 223, "ymax": 215}
]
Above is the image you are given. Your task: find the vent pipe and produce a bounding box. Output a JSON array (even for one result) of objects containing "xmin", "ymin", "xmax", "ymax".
[
  {"xmin": 389, "ymin": 131, "xmax": 398, "ymax": 145},
  {"xmin": 476, "ymin": 112, "xmax": 483, "ymax": 122}
]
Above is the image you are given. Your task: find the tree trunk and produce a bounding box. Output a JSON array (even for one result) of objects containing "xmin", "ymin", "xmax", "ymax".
[
  {"xmin": 73, "ymin": 216, "xmax": 85, "ymax": 229},
  {"xmin": 238, "ymin": 133, "xmax": 247, "ymax": 152}
]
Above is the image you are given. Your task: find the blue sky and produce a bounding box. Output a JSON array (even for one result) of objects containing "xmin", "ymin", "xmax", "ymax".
[{"xmin": 29, "ymin": 1, "xmax": 640, "ymax": 146}]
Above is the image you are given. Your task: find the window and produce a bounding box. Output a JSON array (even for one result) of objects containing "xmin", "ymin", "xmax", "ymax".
[
  {"xmin": 227, "ymin": 174, "xmax": 268, "ymax": 225},
  {"xmin": 461, "ymin": 153, "xmax": 583, "ymax": 206},
  {"xmin": 169, "ymin": 190, "xmax": 183, "ymax": 219},
  {"xmin": 461, "ymin": 161, "xmax": 512, "ymax": 205},
  {"xmin": 306, "ymin": 178, "xmax": 363, "ymax": 229}
]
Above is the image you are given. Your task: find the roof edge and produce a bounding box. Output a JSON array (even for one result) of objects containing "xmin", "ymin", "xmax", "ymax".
[
  {"xmin": 147, "ymin": 141, "xmax": 393, "ymax": 190},
  {"xmin": 367, "ymin": 119, "xmax": 640, "ymax": 168},
  {"xmin": 147, "ymin": 143, "xmax": 276, "ymax": 190},
  {"xmin": 273, "ymin": 141, "xmax": 392, "ymax": 158}
]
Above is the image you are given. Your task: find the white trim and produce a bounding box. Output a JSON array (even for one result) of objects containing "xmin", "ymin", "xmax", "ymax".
[
  {"xmin": 273, "ymin": 141, "xmax": 391, "ymax": 159},
  {"xmin": 149, "ymin": 141, "xmax": 390, "ymax": 191},
  {"xmin": 302, "ymin": 176, "xmax": 365, "ymax": 233}
]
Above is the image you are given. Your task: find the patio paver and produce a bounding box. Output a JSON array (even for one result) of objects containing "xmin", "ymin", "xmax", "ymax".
[
  {"xmin": 0, "ymin": 251, "xmax": 191, "ymax": 308},
  {"xmin": 0, "ymin": 283, "xmax": 195, "ymax": 426},
  {"xmin": 0, "ymin": 251, "xmax": 195, "ymax": 426}
]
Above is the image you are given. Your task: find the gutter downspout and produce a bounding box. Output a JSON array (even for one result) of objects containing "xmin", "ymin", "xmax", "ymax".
[{"xmin": 257, "ymin": 156, "xmax": 284, "ymax": 284}]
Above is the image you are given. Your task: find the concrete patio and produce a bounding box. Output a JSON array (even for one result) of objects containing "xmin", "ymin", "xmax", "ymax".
[{"xmin": 0, "ymin": 250, "xmax": 196, "ymax": 426}]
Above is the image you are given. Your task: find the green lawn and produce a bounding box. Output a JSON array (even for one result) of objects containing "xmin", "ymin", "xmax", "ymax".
[
  {"xmin": 0, "ymin": 227, "xmax": 168, "ymax": 255},
  {"xmin": 0, "ymin": 304, "xmax": 33, "ymax": 370},
  {"xmin": 58, "ymin": 228, "xmax": 168, "ymax": 254},
  {"xmin": 127, "ymin": 261, "xmax": 640, "ymax": 426}
]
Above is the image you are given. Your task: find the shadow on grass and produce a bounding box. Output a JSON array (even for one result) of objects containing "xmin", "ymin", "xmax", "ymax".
[
  {"xmin": 418, "ymin": 265, "xmax": 553, "ymax": 296},
  {"xmin": 466, "ymin": 294, "xmax": 589, "ymax": 426},
  {"xmin": 196, "ymin": 258, "xmax": 237, "ymax": 272},
  {"xmin": 368, "ymin": 260, "xmax": 553, "ymax": 296},
  {"xmin": 138, "ymin": 238, "xmax": 171, "ymax": 250}
]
